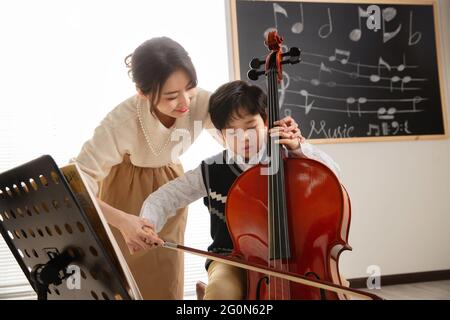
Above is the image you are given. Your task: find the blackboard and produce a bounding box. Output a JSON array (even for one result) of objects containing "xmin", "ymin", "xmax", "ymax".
[{"xmin": 228, "ymin": 0, "xmax": 448, "ymax": 142}]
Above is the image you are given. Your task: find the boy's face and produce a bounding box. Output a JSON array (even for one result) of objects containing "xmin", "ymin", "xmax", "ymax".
[{"xmin": 221, "ymin": 108, "xmax": 266, "ymax": 161}]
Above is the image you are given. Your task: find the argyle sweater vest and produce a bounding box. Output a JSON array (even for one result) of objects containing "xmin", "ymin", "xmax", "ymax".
[{"xmin": 200, "ymin": 151, "xmax": 243, "ymax": 261}]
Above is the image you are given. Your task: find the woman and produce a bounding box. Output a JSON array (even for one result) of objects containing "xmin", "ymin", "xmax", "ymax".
[{"xmin": 71, "ymin": 37, "xmax": 217, "ymax": 299}]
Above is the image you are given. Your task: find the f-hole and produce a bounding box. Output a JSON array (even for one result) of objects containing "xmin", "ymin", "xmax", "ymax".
[
  {"xmin": 256, "ymin": 276, "xmax": 270, "ymax": 300},
  {"xmin": 305, "ymin": 271, "xmax": 327, "ymax": 300}
]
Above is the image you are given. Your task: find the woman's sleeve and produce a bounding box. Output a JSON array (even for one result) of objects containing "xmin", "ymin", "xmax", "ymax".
[{"xmin": 70, "ymin": 123, "xmax": 125, "ymax": 195}]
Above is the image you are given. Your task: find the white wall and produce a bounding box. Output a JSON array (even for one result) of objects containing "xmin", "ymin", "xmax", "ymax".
[
  {"xmin": 224, "ymin": 0, "xmax": 450, "ymax": 280},
  {"xmin": 333, "ymin": 0, "xmax": 450, "ymax": 278}
]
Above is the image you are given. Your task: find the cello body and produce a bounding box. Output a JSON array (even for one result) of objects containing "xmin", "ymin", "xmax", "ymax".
[{"xmin": 226, "ymin": 157, "xmax": 352, "ymax": 300}]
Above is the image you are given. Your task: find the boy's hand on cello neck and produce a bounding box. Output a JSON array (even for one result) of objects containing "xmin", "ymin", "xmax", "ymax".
[{"xmin": 269, "ymin": 116, "xmax": 306, "ymax": 150}]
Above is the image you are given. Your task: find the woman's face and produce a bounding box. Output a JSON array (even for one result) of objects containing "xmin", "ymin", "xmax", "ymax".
[{"xmin": 152, "ymin": 69, "xmax": 197, "ymax": 119}]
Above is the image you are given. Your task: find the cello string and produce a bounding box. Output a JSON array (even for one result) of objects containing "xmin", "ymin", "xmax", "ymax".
[
  {"xmin": 273, "ymin": 68, "xmax": 283, "ymax": 299},
  {"xmin": 276, "ymin": 67, "xmax": 288, "ymax": 299},
  {"xmin": 274, "ymin": 69, "xmax": 280, "ymax": 299},
  {"xmin": 267, "ymin": 67, "xmax": 273, "ymax": 300},
  {"xmin": 269, "ymin": 67, "xmax": 276, "ymax": 299},
  {"xmin": 278, "ymin": 55, "xmax": 291, "ymax": 275},
  {"xmin": 276, "ymin": 54, "xmax": 292, "ymax": 299},
  {"xmin": 272, "ymin": 66, "xmax": 284, "ymax": 299}
]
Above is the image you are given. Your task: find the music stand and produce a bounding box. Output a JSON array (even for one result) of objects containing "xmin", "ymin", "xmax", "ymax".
[{"xmin": 0, "ymin": 155, "xmax": 138, "ymax": 300}]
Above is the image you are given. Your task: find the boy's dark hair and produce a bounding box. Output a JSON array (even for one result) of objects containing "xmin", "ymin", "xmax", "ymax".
[{"xmin": 209, "ymin": 80, "xmax": 267, "ymax": 130}]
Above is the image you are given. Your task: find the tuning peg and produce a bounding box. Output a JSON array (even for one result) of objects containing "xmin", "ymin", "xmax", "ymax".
[
  {"xmin": 282, "ymin": 56, "xmax": 301, "ymax": 65},
  {"xmin": 289, "ymin": 55, "xmax": 301, "ymax": 64},
  {"xmin": 289, "ymin": 47, "xmax": 301, "ymax": 58},
  {"xmin": 282, "ymin": 47, "xmax": 301, "ymax": 58},
  {"xmin": 247, "ymin": 69, "xmax": 265, "ymax": 81},
  {"xmin": 249, "ymin": 58, "xmax": 265, "ymax": 70},
  {"xmin": 282, "ymin": 47, "xmax": 301, "ymax": 65}
]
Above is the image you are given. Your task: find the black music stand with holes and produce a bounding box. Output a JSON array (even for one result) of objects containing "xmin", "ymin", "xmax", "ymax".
[{"xmin": 0, "ymin": 155, "xmax": 135, "ymax": 300}]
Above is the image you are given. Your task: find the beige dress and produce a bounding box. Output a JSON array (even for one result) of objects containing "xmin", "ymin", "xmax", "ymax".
[{"xmin": 71, "ymin": 88, "xmax": 216, "ymax": 299}]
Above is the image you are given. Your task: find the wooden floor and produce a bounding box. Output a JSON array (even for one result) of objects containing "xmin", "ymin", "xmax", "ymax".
[
  {"xmin": 361, "ymin": 280, "xmax": 450, "ymax": 300},
  {"xmin": 3, "ymin": 280, "xmax": 450, "ymax": 300},
  {"xmin": 184, "ymin": 280, "xmax": 450, "ymax": 300}
]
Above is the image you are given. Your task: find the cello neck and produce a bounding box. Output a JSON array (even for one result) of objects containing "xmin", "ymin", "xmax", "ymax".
[{"xmin": 266, "ymin": 51, "xmax": 291, "ymax": 261}]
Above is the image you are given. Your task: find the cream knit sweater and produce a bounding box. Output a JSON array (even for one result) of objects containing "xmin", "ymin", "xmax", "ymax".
[{"xmin": 70, "ymin": 88, "xmax": 214, "ymax": 195}]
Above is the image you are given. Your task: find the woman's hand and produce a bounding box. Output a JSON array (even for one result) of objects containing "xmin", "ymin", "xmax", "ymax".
[
  {"xmin": 269, "ymin": 116, "xmax": 306, "ymax": 150},
  {"xmin": 117, "ymin": 213, "xmax": 164, "ymax": 254}
]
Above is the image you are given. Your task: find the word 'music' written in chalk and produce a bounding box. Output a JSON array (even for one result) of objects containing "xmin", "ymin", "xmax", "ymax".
[{"xmin": 307, "ymin": 120, "xmax": 354, "ymax": 139}]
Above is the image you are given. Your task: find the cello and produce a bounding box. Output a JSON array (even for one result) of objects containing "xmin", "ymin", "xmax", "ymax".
[
  {"xmin": 225, "ymin": 30, "xmax": 353, "ymax": 300},
  {"xmin": 163, "ymin": 30, "xmax": 381, "ymax": 300}
]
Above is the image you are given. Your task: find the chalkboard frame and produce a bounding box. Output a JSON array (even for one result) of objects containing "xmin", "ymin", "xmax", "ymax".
[{"xmin": 226, "ymin": 0, "xmax": 448, "ymax": 144}]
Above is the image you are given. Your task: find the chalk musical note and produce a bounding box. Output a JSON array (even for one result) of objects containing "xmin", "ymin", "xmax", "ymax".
[
  {"xmin": 346, "ymin": 97, "xmax": 355, "ymax": 117},
  {"xmin": 401, "ymin": 76, "xmax": 412, "ymax": 91},
  {"xmin": 382, "ymin": 7, "xmax": 402, "ymax": 43},
  {"xmin": 326, "ymin": 81, "xmax": 337, "ymax": 87},
  {"xmin": 264, "ymin": 3, "xmax": 288, "ymax": 38},
  {"xmin": 367, "ymin": 124, "xmax": 380, "ymax": 136},
  {"xmin": 346, "ymin": 97, "xmax": 366, "ymax": 117},
  {"xmin": 320, "ymin": 62, "xmax": 332, "ymax": 75},
  {"xmin": 350, "ymin": 62, "xmax": 360, "ymax": 79},
  {"xmin": 279, "ymin": 71, "xmax": 290, "ymax": 108},
  {"xmin": 378, "ymin": 56, "xmax": 391, "ymax": 71},
  {"xmin": 391, "ymin": 121, "xmax": 411, "ymax": 135},
  {"xmin": 391, "ymin": 121, "xmax": 400, "ymax": 135},
  {"xmin": 408, "ymin": 11, "xmax": 422, "ymax": 46},
  {"xmin": 369, "ymin": 62, "xmax": 382, "ymax": 82},
  {"xmin": 350, "ymin": 6, "xmax": 401, "ymax": 43},
  {"xmin": 381, "ymin": 122, "xmax": 390, "ymax": 135},
  {"xmin": 329, "ymin": 48, "xmax": 351, "ymax": 64},
  {"xmin": 300, "ymin": 90, "xmax": 315, "ymax": 114},
  {"xmin": 318, "ymin": 8, "xmax": 333, "ymax": 39},
  {"xmin": 377, "ymin": 107, "xmax": 397, "ymax": 120},
  {"xmin": 388, "ymin": 76, "xmax": 414, "ymax": 92},
  {"xmin": 273, "ymin": 3, "xmax": 288, "ymax": 26},
  {"xmin": 397, "ymin": 54, "xmax": 406, "ymax": 72},
  {"xmin": 390, "ymin": 76, "xmax": 401, "ymax": 92},
  {"xmin": 370, "ymin": 57, "xmax": 391, "ymax": 82},
  {"xmin": 413, "ymin": 96, "xmax": 424, "ymax": 112},
  {"xmin": 291, "ymin": 3, "xmax": 304, "ymax": 34},
  {"xmin": 357, "ymin": 97, "xmax": 367, "ymax": 117},
  {"xmin": 311, "ymin": 62, "xmax": 332, "ymax": 86},
  {"xmin": 369, "ymin": 56, "xmax": 412, "ymax": 88},
  {"xmin": 349, "ymin": 7, "xmax": 369, "ymax": 41}
]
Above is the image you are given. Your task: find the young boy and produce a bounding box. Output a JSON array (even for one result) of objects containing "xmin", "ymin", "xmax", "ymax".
[{"xmin": 138, "ymin": 80, "xmax": 341, "ymax": 299}]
